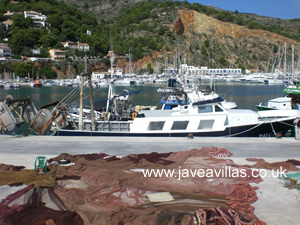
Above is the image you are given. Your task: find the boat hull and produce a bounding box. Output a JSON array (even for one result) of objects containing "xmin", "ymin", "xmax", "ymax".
[{"xmin": 56, "ymin": 118, "xmax": 295, "ymax": 137}]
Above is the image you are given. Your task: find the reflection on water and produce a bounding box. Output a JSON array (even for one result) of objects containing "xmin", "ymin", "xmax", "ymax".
[{"xmin": 0, "ymin": 82, "xmax": 285, "ymax": 111}]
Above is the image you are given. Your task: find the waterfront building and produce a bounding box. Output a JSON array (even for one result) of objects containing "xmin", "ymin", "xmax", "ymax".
[{"xmin": 179, "ymin": 64, "xmax": 242, "ymax": 76}]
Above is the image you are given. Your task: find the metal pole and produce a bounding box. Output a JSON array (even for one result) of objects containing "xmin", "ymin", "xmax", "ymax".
[
  {"xmin": 89, "ymin": 74, "xmax": 95, "ymax": 131},
  {"xmin": 79, "ymin": 74, "xmax": 84, "ymax": 130}
]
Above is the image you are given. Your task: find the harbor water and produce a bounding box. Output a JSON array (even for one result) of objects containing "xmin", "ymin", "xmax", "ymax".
[
  {"xmin": 0, "ymin": 82, "xmax": 285, "ymax": 110},
  {"xmin": 0, "ymin": 81, "xmax": 286, "ymax": 135}
]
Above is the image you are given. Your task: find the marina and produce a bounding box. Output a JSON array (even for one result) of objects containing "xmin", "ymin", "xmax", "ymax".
[
  {"xmin": 1, "ymin": 79, "xmax": 299, "ymax": 137},
  {"xmin": 0, "ymin": 0, "xmax": 300, "ymax": 224}
]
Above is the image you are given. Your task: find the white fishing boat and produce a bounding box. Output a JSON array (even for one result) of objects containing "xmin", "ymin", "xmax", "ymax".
[
  {"xmin": 53, "ymin": 79, "xmax": 299, "ymax": 137},
  {"xmin": 55, "ymin": 100, "xmax": 299, "ymax": 137}
]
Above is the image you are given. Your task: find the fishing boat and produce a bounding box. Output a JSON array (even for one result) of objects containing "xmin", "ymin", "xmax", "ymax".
[
  {"xmin": 158, "ymin": 78, "xmax": 237, "ymax": 110},
  {"xmin": 256, "ymin": 83, "xmax": 300, "ymax": 110},
  {"xmin": 30, "ymin": 78, "xmax": 42, "ymax": 88},
  {"xmin": 53, "ymin": 79, "xmax": 299, "ymax": 137},
  {"xmin": 55, "ymin": 100, "xmax": 299, "ymax": 137}
]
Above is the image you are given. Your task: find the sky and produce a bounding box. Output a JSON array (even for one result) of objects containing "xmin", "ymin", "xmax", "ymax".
[{"xmin": 187, "ymin": 0, "xmax": 300, "ymax": 19}]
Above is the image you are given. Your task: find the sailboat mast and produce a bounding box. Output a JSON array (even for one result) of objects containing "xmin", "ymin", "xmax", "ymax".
[
  {"xmin": 292, "ymin": 44, "xmax": 294, "ymax": 82},
  {"xmin": 284, "ymin": 42, "xmax": 287, "ymax": 81},
  {"xmin": 79, "ymin": 75, "xmax": 84, "ymax": 130}
]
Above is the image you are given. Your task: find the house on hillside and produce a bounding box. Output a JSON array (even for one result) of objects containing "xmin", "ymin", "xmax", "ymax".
[
  {"xmin": 1, "ymin": 19, "xmax": 13, "ymax": 30},
  {"xmin": 24, "ymin": 11, "xmax": 47, "ymax": 29},
  {"xmin": 49, "ymin": 49, "xmax": 65, "ymax": 61},
  {"xmin": 0, "ymin": 43, "xmax": 11, "ymax": 59},
  {"xmin": 62, "ymin": 41, "xmax": 90, "ymax": 52},
  {"xmin": 3, "ymin": 11, "xmax": 16, "ymax": 17}
]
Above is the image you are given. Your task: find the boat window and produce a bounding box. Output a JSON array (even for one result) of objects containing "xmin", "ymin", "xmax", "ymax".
[
  {"xmin": 171, "ymin": 121, "xmax": 189, "ymax": 130},
  {"xmin": 148, "ymin": 121, "xmax": 165, "ymax": 130},
  {"xmin": 198, "ymin": 120, "xmax": 214, "ymax": 130},
  {"xmin": 215, "ymin": 105, "xmax": 224, "ymax": 112},
  {"xmin": 198, "ymin": 106, "xmax": 212, "ymax": 113}
]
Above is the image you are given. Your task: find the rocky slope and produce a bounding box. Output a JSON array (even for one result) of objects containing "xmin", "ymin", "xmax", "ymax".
[
  {"xmin": 53, "ymin": 1, "xmax": 300, "ymax": 74},
  {"xmin": 110, "ymin": 9, "xmax": 299, "ymax": 73}
]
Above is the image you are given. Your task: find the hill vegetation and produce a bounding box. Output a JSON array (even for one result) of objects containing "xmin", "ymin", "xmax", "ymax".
[{"xmin": 0, "ymin": 0, "xmax": 299, "ymax": 77}]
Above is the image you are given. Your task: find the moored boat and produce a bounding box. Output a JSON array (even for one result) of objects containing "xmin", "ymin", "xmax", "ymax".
[
  {"xmin": 257, "ymin": 83, "xmax": 300, "ymax": 110},
  {"xmin": 53, "ymin": 78, "xmax": 299, "ymax": 137},
  {"xmin": 31, "ymin": 78, "xmax": 43, "ymax": 88},
  {"xmin": 55, "ymin": 101, "xmax": 299, "ymax": 137}
]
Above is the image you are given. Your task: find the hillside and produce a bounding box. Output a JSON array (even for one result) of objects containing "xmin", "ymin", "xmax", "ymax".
[
  {"xmin": 57, "ymin": 0, "xmax": 149, "ymax": 21},
  {"xmin": 0, "ymin": 0, "xmax": 299, "ymax": 77},
  {"xmin": 59, "ymin": 0, "xmax": 300, "ymax": 41}
]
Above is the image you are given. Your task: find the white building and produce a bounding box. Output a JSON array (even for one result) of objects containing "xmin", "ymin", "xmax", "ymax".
[
  {"xmin": 24, "ymin": 11, "xmax": 47, "ymax": 29},
  {"xmin": 0, "ymin": 43, "xmax": 11, "ymax": 58},
  {"xmin": 62, "ymin": 42, "xmax": 90, "ymax": 52},
  {"xmin": 108, "ymin": 68, "xmax": 123, "ymax": 77},
  {"xmin": 92, "ymin": 72, "xmax": 105, "ymax": 79},
  {"xmin": 180, "ymin": 64, "xmax": 242, "ymax": 76}
]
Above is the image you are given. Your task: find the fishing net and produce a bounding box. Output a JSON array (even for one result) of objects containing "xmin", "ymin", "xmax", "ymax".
[
  {"xmin": 44, "ymin": 147, "xmax": 265, "ymax": 224},
  {"xmin": 4, "ymin": 147, "xmax": 297, "ymax": 224}
]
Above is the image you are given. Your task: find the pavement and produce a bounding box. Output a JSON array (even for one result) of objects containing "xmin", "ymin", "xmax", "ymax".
[{"xmin": 0, "ymin": 135, "xmax": 300, "ymax": 225}]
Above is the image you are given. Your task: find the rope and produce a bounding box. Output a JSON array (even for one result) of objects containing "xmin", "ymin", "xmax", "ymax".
[
  {"xmin": 63, "ymin": 86, "xmax": 81, "ymax": 104},
  {"xmin": 226, "ymin": 123, "xmax": 264, "ymax": 137},
  {"xmin": 57, "ymin": 86, "xmax": 80, "ymax": 106},
  {"xmin": 277, "ymin": 120, "xmax": 295, "ymax": 127},
  {"xmin": 256, "ymin": 111, "xmax": 264, "ymax": 121},
  {"xmin": 270, "ymin": 122, "xmax": 277, "ymax": 137},
  {"xmin": 9, "ymin": 106, "xmax": 22, "ymax": 118}
]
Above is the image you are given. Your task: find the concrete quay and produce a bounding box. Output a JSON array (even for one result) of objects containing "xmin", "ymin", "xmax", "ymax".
[{"xmin": 0, "ymin": 135, "xmax": 299, "ymax": 168}]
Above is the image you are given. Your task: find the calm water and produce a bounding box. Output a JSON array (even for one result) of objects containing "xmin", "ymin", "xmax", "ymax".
[
  {"xmin": 0, "ymin": 82, "xmax": 286, "ymax": 135},
  {"xmin": 0, "ymin": 82, "xmax": 285, "ymax": 111}
]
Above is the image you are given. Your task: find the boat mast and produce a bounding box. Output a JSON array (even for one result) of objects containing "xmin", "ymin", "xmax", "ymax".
[
  {"xmin": 129, "ymin": 47, "xmax": 132, "ymax": 75},
  {"xmin": 79, "ymin": 56, "xmax": 95, "ymax": 130},
  {"xmin": 87, "ymin": 57, "xmax": 96, "ymax": 131},
  {"xmin": 292, "ymin": 44, "xmax": 294, "ymax": 82},
  {"xmin": 79, "ymin": 69, "xmax": 84, "ymax": 130},
  {"xmin": 284, "ymin": 42, "xmax": 287, "ymax": 82}
]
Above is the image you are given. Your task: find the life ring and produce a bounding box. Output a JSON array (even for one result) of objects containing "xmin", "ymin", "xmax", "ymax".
[{"xmin": 57, "ymin": 158, "xmax": 71, "ymax": 165}]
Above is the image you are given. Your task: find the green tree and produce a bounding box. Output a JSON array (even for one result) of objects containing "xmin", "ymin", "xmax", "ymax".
[
  {"xmin": 11, "ymin": 14, "xmax": 32, "ymax": 30},
  {"xmin": 62, "ymin": 21, "xmax": 78, "ymax": 41},
  {"xmin": 14, "ymin": 62, "xmax": 33, "ymax": 77},
  {"xmin": 40, "ymin": 34, "xmax": 57, "ymax": 48},
  {"xmin": 201, "ymin": 45, "xmax": 207, "ymax": 56},
  {"xmin": 204, "ymin": 39, "xmax": 210, "ymax": 48},
  {"xmin": 273, "ymin": 44, "xmax": 278, "ymax": 54},
  {"xmin": 147, "ymin": 62, "xmax": 153, "ymax": 74},
  {"xmin": 47, "ymin": 14, "xmax": 63, "ymax": 31},
  {"xmin": 38, "ymin": 66, "xmax": 57, "ymax": 79}
]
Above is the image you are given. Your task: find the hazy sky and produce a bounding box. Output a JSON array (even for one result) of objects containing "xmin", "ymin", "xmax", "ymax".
[{"xmin": 187, "ymin": 0, "xmax": 300, "ymax": 19}]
